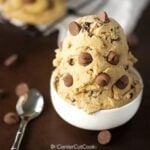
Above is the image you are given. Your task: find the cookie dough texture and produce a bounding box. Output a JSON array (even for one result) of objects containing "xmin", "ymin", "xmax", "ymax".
[
  {"xmin": 53, "ymin": 14, "xmax": 143, "ymax": 113},
  {"xmin": 1, "ymin": 0, "xmax": 66, "ymax": 25}
]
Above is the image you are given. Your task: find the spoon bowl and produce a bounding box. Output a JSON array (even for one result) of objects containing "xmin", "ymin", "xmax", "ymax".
[
  {"xmin": 16, "ymin": 89, "xmax": 44, "ymax": 120},
  {"xmin": 11, "ymin": 89, "xmax": 44, "ymax": 150}
]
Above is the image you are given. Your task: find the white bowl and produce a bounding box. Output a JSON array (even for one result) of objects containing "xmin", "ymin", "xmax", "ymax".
[{"xmin": 50, "ymin": 68, "xmax": 143, "ymax": 130}]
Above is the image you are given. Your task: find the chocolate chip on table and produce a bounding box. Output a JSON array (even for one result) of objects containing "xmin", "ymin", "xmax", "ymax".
[
  {"xmin": 63, "ymin": 73, "xmax": 73, "ymax": 87},
  {"xmin": 4, "ymin": 54, "xmax": 18, "ymax": 67},
  {"xmin": 0, "ymin": 89, "xmax": 5, "ymax": 99},
  {"xmin": 116, "ymin": 75, "xmax": 129, "ymax": 89},
  {"xmin": 107, "ymin": 51, "xmax": 120, "ymax": 65},
  {"xmin": 99, "ymin": 11, "xmax": 109, "ymax": 23},
  {"xmin": 3, "ymin": 112, "xmax": 19, "ymax": 125},
  {"xmin": 97, "ymin": 130, "xmax": 112, "ymax": 145},
  {"xmin": 15, "ymin": 83, "xmax": 29, "ymax": 97},
  {"xmin": 78, "ymin": 52, "xmax": 93, "ymax": 66},
  {"xmin": 69, "ymin": 21, "xmax": 81, "ymax": 36},
  {"xmin": 95, "ymin": 73, "xmax": 110, "ymax": 86}
]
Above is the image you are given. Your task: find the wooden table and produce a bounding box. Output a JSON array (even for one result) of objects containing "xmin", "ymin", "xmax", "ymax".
[{"xmin": 0, "ymin": 5, "xmax": 150, "ymax": 150}]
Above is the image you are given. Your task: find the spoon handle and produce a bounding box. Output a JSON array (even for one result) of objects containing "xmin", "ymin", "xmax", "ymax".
[{"xmin": 11, "ymin": 119, "xmax": 28, "ymax": 150}]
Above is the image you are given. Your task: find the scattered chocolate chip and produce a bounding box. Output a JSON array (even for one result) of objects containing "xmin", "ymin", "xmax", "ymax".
[
  {"xmin": 15, "ymin": 83, "xmax": 29, "ymax": 97},
  {"xmin": 3, "ymin": 112, "xmax": 19, "ymax": 125},
  {"xmin": 63, "ymin": 73, "xmax": 73, "ymax": 87},
  {"xmin": 95, "ymin": 73, "xmax": 110, "ymax": 86},
  {"xmin": 4, "ymin": 54, "xmax": 18, "ymax": 67},
  {"xmin": 0, "ymin": 89, "xmax": 5, "ymax": 99},
  {"xmin": 127, "ymin": 34, "xmax": 139, "ymax": 47},
  {"xmin": 116, "ymin": 75, "xmax": 129, "ymax": 89},
  {"xmin": 68, "ymin": 58, "xmax": 74, "ymax": 65},
  {"xmin": 99, "ymin": 11, "xmax": 109, "ymax": 23},
  {"xmin": 69, "ymin": 21, "xmax": 81, "ymax": 36},
  {"xmin": 23, "ymin": 0, "xmax": 36, "ymax": 3},
  {"xmin": 107, "ymin": 51, "xmax": 120, "ymax": 65},
  {"xmin": 78, "ymin": 52, "xmax": 93, "ymax": 66},
  {"xmin": 97, "ymin": 130, "xmax": 112, "ymax": 145}
]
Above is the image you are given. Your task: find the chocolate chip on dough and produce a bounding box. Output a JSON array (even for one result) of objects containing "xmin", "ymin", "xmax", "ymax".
[
  {"xmin": 78, "ymin": 52, "xmax": 93, "ymax": 66},
  {"xmin": 95, "ymin": 73, "xmax": 110, "ymax": 86},
  {"xmin": 4, "ymin": 112, "xmax": 19, "ymax": 125},
  {"xmin": 63, "ymin": 73, "xmax": 73, "ymax": 87},
  {"xmin": 116, "ymin": 75, "xmax": 129, "ymax": 89},
  {"xmin": 68, "ymin": 58, "xmax": 74, "ymax": 66},
  {"xmin": 107, "ymin": 51, "xmax": 120, "ymax": 65},
  {"xmin": 99, "ymin": 11, "xmax": 109, "ymax": 23},
  {"xmin": 69, "ymin": 21, "xmax": 81, "ymax": 36},
  {"xmin": 97, "ymin": 130, "xmax": 112, "ymax": 145}
]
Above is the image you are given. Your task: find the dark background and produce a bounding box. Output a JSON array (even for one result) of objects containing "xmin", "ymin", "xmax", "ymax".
[{"xmin": 0, "ymin": 4, "xmax": 150, "ymax": 150}]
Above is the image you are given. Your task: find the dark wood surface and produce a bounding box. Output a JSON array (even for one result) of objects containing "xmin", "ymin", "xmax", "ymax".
[{"xmin": 0, "ymin": 5, "xmax": 150, "ymax": 150}]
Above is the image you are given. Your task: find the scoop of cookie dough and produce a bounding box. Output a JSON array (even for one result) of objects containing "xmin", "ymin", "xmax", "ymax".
[
  {"xmin": 53, "ymin": 12, "xmax": 143, "ymax": 113},
  {"xmin": 1, "ymin": 0, "xmax": 66, "ymax": 25}
]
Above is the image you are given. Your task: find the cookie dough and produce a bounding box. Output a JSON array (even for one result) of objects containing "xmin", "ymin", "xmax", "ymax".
[
  {"xmin": 1, "ymin": 0, "xmax": 66, "ymax": 25},
  {"xmin": 0, "ymin": 0, "xmax": 5, "ymax": 9},
  {"xmin": 53, "ymin": 12, "xmax": 143, "ymax": 113}
]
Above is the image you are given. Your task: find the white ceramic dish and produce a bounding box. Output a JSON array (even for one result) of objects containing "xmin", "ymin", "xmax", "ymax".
[{"xmin": 50, "ymin": 68, "xmax": 143, "ymax": 130}]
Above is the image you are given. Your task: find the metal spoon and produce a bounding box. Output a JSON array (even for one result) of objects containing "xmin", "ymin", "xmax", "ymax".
[{"xmin": 11, "ymin": 89, "xmax": 44, "ymax": 150}]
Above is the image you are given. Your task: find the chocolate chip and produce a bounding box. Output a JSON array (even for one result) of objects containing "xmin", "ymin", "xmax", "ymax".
[
  {"xmin": 63, "ymin": 73, "xmax": 73, "ymax": 87},
  {"xmin": 107, "ymin": 51, "xmax": 120, "ymax": 65},
  {"xmin": 110, "ymin": 37, "xmax": 120, "ymax": 43},
  {"xmin": 124, "ymin": 65, "xmax": 129, "ymax": 70},
  {"xmin": 68, "ymin": 58, "xmax": 74, "ymax": 66},
  {"xmin": 0, "ymin": 89, "xmax": 7, "ymax": 99},
  {"xmin": 78, "ymin": 52, "xmax": 93, "ymax": 66},
  {"xmin": 0, "ymin": 89, "xmax": 5, "ymax": 99},
  {"xmin": 83, "ymin": 22, "xmax": 91, "ymax": 31},
  {"xmin": 130, "ymin": 93, "xmax": 133, "ymax": 99},
  {"xmin": 95, "ymin": 73, "xmax": 110, "ymax": 86},
  {"xmin": 3, "ymin": 112, "xmax": 20, "ymax": 125},
  {"xmin": 69, "ymin": 21, "xmax": 81, "ymax": 36},
  {"xmin": 23, "ymin": 0, "xmax": 36, "ymax": 3},
  {"xmin": 15, "ymin": 83, "xmax": 29, "ymax": 97},
  {"xmin": 127, "ymin": 34, "xmax": 139, "ymax": 47},
  {"xmin": 97, "ymin": 130, "xmax": 112, "ymax": 145},
  {"xmin": 116, "ymin": 75, "xmax": 129, "ymax": 89},
  {"xmin": 48, "ymin": 0, "xmax": 54, "ymax": 8},
  {"xmin": 99, "ymin": 11, "xmax": 109, "ymax": 23},
  {"xmin": 4, "ymin": 54, "xmax": 18, "ymax": 67}
]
